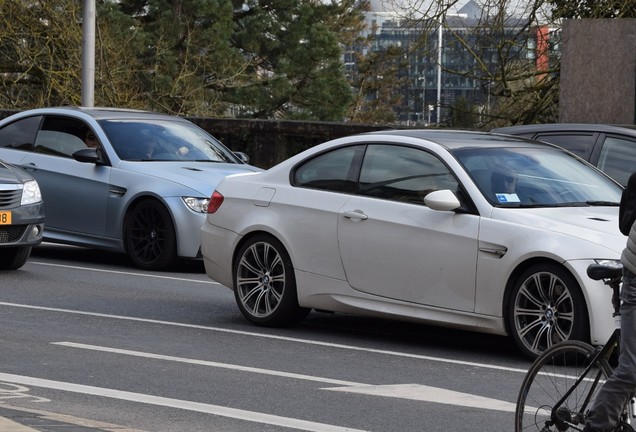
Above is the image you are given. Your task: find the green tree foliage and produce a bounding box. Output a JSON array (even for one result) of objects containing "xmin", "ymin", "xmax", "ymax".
[
  {"xmin": 89, "ymin": 2, "xmax": 148, "ymax": 108},
  {"xmin": 347, "ymin": 45, "xmax": 405, "ymax": 124},
  {"xmin": 111, "ymin": 0, "xmax": 244, "ymax": 115},
  {"xmin": 226, "ymin": 0, "xmax": 359, "ymax": 120},
  {"xmin": 0, "ymin": 0, "xmax": 84, "ymax": 107},
  {"xmin": 448, "ymin": 96, "xmax": 477, "ymax": 128},
  {"xmin": 0, "ymin": 0, "xmax": 366, "ymax": 121}
]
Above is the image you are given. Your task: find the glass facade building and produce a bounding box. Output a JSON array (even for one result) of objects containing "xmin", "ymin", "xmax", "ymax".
[{"xmin": 346, "ymin": 1, "xmax": 553, "ymax": 125}]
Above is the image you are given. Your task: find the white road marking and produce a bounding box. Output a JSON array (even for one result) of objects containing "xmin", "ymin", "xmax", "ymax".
[
  {"xmin": 0, "ymin": 302, "xmax": 527, "ymax": 375},
  {"xmin": 52, "ymin": 342, "xmax": 517, "ymax": 413},
  {"xmin": 0, "ymin": 373, "xmax": 367, "ymax": 432},
  {"xmin": 324, "ymin": 384, "xmax": 517, "ymax": 412},
  {"xmin": 29, "ymin": 261, "xmax": 220, "ymax": 285},
  {"xmin": 0, "ymin": 382, "xmax": 50, "ymax": 403},
  {"xmin": 4, "ymin": 262, "xmax": 529, "ymax": 422},
  {"xmin": 52, "ymin": 342, "xmax": 364, "ymax": 387}
]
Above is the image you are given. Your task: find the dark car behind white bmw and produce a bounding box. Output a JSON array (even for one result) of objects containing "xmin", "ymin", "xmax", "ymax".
[
  {"xmin": 0, "ymin": 160, "xmax": 44, "ymax": 270},
  {"xmin": 492, "ymin": 123, "xmax": 636, "ymax": 186}
]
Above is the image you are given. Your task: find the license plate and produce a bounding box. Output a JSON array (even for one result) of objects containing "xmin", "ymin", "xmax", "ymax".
[{"xmin": 0, "ymin": 210, "xmax": 12, "ymax": 225}]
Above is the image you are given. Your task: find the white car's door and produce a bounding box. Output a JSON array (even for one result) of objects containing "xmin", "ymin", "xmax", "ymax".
[
  {"xmin": 337, "ymin": 196, "xmax": 480, "ymax": 311},
  {"xmin": 336, "ymin": 144, "xmax": 480, "ymax": 312}
]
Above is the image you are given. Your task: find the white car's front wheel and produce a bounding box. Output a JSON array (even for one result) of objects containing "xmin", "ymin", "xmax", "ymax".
[
  {"xmin": 508, "ymin": 263, "xmax": 589, "ymax": 359},
  {"xmin": 233, "ymin": 234, "xmax": 309, "ymax": 326}
]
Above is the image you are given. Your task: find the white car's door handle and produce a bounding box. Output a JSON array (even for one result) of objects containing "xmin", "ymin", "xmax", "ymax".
[{"xmin": 342, "ymin": 210, "xmax": 368, "ymax": 221}]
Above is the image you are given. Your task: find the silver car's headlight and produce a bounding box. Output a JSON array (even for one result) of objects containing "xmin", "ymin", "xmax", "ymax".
[
  {"xmin": 182, "ymin": 197, "xmax": 210, "ymax": 213},
  {"xmin": 21, "ymin": 180, "xmax": 42, "ymax": 205}
]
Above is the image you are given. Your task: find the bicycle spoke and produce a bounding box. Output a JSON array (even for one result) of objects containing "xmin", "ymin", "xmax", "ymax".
[{"xmin": 515, "ymin": 341, "xmax": 612, "ymax": 432}]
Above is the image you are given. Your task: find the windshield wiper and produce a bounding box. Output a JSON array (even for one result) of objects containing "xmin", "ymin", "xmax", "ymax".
[
  {"xmin": 585, "ymin": 201, "xmax": 620, "ymax": 206},
  {"xmin": 185, "ymin": 159, "xmax": 223, "ymax": 163}
]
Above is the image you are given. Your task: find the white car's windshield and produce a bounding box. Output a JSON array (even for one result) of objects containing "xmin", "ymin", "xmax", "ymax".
[
  {"xmin": 452, "ymin": 147, "xmax": 622, "ymax": 207},
  {"xmin": 100, "ymin": 119, "xmax": 239, "ymax": 163}
]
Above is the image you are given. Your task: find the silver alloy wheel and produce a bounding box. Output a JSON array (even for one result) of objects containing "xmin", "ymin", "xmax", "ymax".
[
  {"xmin": 512, "ymin": 270, "xmax": 576, "ymax": 356},
  {"xmin": 236, "ymin": 241, "xmax": 286, "ymax": 318}
]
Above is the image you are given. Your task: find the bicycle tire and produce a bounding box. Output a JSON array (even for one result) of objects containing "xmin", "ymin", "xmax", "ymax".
[{"xmin": 515, "ymin": 340, "xmax": 613, "ymax": 432}]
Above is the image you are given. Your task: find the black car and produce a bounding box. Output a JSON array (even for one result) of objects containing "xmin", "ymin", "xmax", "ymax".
[
  {"xmin": 0, "ymin": 160, "xmax": 44, "ymax": 270},
  {"xmin": 492, "ymin": 123, "xmax": 636, "ymax": 186}
]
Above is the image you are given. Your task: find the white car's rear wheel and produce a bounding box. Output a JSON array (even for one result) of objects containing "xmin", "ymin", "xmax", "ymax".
[{"xmin": 233, "ymin": 234, "xmax": 309, "ymax": 326}]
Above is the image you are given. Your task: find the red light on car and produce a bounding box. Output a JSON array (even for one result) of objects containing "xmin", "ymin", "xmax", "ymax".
[{"xmin": 207, "ymin": 190, "xmax": 224, "ymax": 213}]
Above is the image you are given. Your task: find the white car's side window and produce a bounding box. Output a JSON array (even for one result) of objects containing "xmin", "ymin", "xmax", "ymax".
[
  {"xmin": 359, "ymin": 144, "xmax": 458, "ymax": 205},
  {"xmin": 293, "ymin": 145, "xmax": 364, "ymax": 193}
]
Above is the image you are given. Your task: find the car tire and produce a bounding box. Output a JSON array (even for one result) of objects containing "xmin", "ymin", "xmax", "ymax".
[
  {"xmin": 0, "ymin": 246, "xmax": 32, "ymax": 270},
  {"xmin": 233, "ymin": 234, "xmax": 309, "ymax": 326},
  {"xmin": 124, "ymin": 199, "xmax": 177, "ymax": 271},
  {"xmin": 508, "ymin": 263, "xmax": 589, "ymax": 359}
]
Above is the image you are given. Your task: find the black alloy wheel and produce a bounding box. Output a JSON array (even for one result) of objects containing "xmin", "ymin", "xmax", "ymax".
[{"xmin": 125, "ymin": 199, "xmax": 177, "ymax": 270}]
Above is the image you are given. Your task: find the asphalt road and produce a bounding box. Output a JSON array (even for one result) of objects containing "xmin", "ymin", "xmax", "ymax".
[{"xmin": 0, "ymin": 243, "xmax": 532, "ymax": 431}]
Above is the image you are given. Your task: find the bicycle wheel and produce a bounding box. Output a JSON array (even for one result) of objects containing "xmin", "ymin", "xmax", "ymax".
[{"xmin": 515, "ymin": 340, "xmax": 612, "ymax": 432}]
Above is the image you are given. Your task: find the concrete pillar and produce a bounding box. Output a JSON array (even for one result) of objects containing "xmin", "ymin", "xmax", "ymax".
[{"xmin": 560, "ymin": 19, "xmax": 636, "ymax": 124}]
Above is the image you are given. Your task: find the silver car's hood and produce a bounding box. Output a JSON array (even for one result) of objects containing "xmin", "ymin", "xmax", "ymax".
[
  {"xmin": 119, "ymin": 161, "xmax": 262, "ymax": 195},
  {"xmin": 492, "ymin": 206, "xmax": 626, "ymax": 254}
]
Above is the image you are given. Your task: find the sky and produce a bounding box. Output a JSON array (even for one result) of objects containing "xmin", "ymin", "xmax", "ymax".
[{"xmin": 368, "ymin": 0, "xmax": 470, "ymax": 14}]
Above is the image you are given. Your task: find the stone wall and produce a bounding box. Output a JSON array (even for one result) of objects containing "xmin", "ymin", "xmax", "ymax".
[
  {"xmin": 190, "ymin": 117, "xmax": 390, "ymax": 168},
  {"xmin": 560, "ymin": 19, "xmax": 636, "ymax": 124}
]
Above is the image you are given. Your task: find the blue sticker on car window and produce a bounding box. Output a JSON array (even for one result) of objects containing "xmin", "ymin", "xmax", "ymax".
[{"xmin": 495, "ymin": 193, "xmax": 521, "ymax": 203}]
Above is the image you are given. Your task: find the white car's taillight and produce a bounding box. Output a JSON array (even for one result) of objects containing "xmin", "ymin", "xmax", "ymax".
[{"xmin": 207, "ymin": 190, "xmax": 224, "ymax": 214}]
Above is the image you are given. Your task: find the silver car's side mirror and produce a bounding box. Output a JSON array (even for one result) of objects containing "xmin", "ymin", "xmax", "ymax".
[
  {"xmin": 424, "ymin": 189, "xmax": 461, "ymax": 211},
  {"xmin": 73, "ymin": 148, "xmax": 100, "ymax": 163},
  {"xmin": 234, "ymin": 151, "xmax": 250, "ymax": 164}
]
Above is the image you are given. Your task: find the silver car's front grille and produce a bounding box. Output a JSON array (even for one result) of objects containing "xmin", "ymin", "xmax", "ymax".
[
  {"xmin": 0, "ymin": 188, "xmax": 21, "ymax": 209},
  {"xmin": 0, "ymin": 225, "xmax": 26, "ymax": 243}
]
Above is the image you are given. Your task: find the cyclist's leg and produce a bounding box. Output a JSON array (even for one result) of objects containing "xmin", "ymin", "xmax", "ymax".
[
  {"xmin": 585, "ymin": 269, "xmax": 636, "ymax": 432},
  {"xmin": 515, "ymin": 340, "xmax": 611, "ymax": 432}
]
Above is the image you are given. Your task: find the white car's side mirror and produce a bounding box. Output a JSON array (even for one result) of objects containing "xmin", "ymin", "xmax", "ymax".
[{"xmin": 424, "ymin": 189, "xmax": 461, "ymax": 211}]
